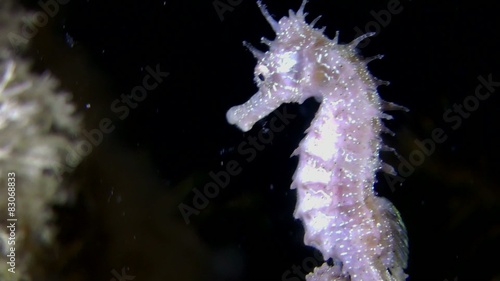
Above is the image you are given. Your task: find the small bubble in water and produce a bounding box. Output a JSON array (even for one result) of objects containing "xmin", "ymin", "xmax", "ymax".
[{"xmin": 65, "ymin": 32, "xmax": 75, "ymax": 48}]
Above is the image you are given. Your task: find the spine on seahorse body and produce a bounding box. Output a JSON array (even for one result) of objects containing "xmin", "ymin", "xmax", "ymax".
[{"xmin": 226, "ymin": 1, "xmax": 408, "ymax": 280}]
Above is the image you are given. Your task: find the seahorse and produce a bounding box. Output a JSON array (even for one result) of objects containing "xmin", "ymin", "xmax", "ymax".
[{"xmin": 226, "ymin": 1, "xmax": 409, "ymax": 280}]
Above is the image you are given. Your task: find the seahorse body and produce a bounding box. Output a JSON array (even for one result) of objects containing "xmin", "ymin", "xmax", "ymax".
[{"xmin": 226, "ymin": 1, "xmax": 408, "ymax": 280}]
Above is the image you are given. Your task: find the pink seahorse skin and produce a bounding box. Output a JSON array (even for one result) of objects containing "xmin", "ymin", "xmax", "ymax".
[{"xmin": 226, "ymin": 1, "xmax": 409, "ymax": 281}]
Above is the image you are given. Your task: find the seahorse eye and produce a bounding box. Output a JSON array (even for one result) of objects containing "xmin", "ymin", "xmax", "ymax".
[{"xmin": 256, "ymin": 65, "xmax": 270, "ymax": 83}]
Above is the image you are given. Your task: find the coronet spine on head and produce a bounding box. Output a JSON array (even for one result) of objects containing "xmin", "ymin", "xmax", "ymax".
[{"xmin": 257, "ymin": 0, "xmax": 309, "ymax": 32}]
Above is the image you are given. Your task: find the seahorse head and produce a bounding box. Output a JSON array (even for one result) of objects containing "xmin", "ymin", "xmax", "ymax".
[
  {"xmin": 249, "ymin": 0, "xmax": 342, "ymax": 104},
  {"xmin": 226, "ymin": 0, "xmax": 335, "ymax": 131}
]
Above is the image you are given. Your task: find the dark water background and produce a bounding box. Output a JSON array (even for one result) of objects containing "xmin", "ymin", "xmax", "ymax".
[{"xmin": 18, "ymin": 0, "xmax": 500, "ymax": 280}]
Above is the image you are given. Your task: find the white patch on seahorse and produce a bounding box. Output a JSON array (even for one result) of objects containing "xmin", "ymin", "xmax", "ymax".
[{"xmin": 226, "ymin": 1, "xmax": 409, "ymax": 281}]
